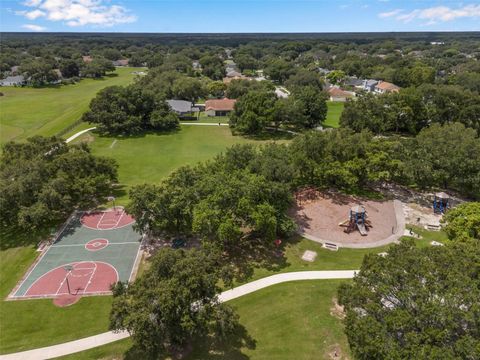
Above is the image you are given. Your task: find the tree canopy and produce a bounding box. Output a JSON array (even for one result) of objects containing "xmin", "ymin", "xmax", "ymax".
[
  {"xmin": 110, "ymin": 248, "xmax": 238, "ymax": 355},
  {"xmin": 338, "ymin": 239, "xmax": 480, "ymax": 360},
  {"xmin": 0, "ymin": 136, "xmax": 118, "ymax": 229},
  {"xmin": 441, "ymin": 202, "xmax": 480, "ymax": 241},
  {"xmin": 82, "ymin": 84, "xmax": 179, "ymax": 135}
]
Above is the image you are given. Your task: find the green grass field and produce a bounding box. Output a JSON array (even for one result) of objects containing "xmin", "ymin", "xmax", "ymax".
[
  {"xmin": 324, "ymin": 101, "xmax": 344, "ymax": 128},
  {"xmin": 0, "ymin": 68, "xmax": 142, "ymax": 145},
  {"xmin": 73, "ymin": 126, "xmax": 260, "ymax": 203},
  {"xmin": 59, "ymin": 280, "xmax": 350, "ymax": 360}
]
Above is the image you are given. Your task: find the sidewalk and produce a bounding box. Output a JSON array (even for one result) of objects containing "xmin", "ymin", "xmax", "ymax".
[{"xmin": 0, "ymin": 270, "xmax": 356, "ymax": 360}]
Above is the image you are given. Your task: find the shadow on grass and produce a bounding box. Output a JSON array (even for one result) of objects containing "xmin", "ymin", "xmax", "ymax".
[
  {"xmin": 120, "ymin": 323, "xmax": 255, "ymax": 360},
  {"xmin": 240, "ymin": 130, "xmax": 295, "ymax": 142},
  {"xmin": 0, "ymin": 225, "xmax": 51, "ymax": 251}
]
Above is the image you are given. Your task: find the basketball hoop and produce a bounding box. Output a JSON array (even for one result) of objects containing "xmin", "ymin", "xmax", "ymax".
[{"xmin": 63, "ymin": 265, "xmax": 74, "ymax": 294}]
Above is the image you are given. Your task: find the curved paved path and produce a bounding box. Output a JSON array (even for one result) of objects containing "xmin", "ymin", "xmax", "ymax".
[
  {"xmin": 64, "ymin": 122, "xmax": 230, "ymax": 144},
  {"xmin": 0, "ymin": 270, "xmax": 356, "ymax": 360},
  {"xmin": 64, "ymin": 127, "xmax": 97, "ymax": 143}
]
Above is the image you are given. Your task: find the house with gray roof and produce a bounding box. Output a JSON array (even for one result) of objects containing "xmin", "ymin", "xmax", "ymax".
[
  {"xmin": 0, "ymin": 75, "xmax": 25, "ymax": 86},
  {"xmin": 167, "ymin": 100, "xmax": 197, "ymax": 116},
  {"xmin": 344, "ymin": 77, "xmax": 364, "ymax": 88},
  {"xmin": 363, "ymin": 79, "xmax": 378, "ymax": 92}
]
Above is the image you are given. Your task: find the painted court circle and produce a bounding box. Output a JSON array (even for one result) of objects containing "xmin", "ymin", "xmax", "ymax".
[
  {"xmin": 85, "ymin": 238, "xmax": 109, "ymax": 251},
  {"xmin": 24, "ymin": 261, "xmax": 119, "ymax": 297},
  {"xmin": 80, "ymin": 209, "xmax": 135, "ymax": 230}
]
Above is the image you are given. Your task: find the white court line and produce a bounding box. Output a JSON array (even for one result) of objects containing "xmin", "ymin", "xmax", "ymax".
[
  {"xmin": 113, "ymin": 209, "xmax": 125, "ymax": 229},
  {"xmin": 54, "ymin": 273, "xmax": 69, "ymax": 296},
  {"xmin": 96, "ymin": 211, "xmax": 107, "ymax": 230},
  {"xmin": 81, "ymin": 263, "xmax": 97, "ymax": 294},
  {"xmin": 52, "ymin": 242, "xmax": 140, "ymax": 248}
]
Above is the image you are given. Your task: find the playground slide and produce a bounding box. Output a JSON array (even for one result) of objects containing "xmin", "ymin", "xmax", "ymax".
[
  {"xmin": 357, "ymin": 223, "xmax": 368, "ymax": 236},
  {"xmin": 338, "ymin": 219, "xmax": 349, "ymax": 227}
]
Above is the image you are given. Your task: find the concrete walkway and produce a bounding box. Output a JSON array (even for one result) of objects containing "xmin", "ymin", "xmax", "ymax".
[
  {"xmin": 180, "ymin": 122, "xmax": 229, "ymax": 126},
  {"xmin": 0, "ymin": 270, "xmax": 356, "ymax": 360},
  {"xmin": 64, "ymin": 127, "xmax": 97, "ymax": 143},
  {"xmin": 63, "ymin": 122, "xmax": 228, "ymax": 144}
]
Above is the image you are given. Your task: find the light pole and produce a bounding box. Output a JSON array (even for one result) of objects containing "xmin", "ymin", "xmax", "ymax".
[{"xmin": 63, "ymin": 265, "xmax": 73, "ymax": 294}]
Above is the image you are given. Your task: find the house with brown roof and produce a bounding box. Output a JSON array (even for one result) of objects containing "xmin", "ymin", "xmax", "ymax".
[
  {"xmin": 374, "ymin": 81, "xmax": 400, "ymax": 94},
  {"xmin": 205, "ymin": 98, "xmax": 236, "ymax": 117},
  {"xmin": 327, "ymin": 87, "xmax": 355, "ymax": 102},
  {"xmin": 82, "ymin": 55, "xmax": 93, "ymax": 63}
]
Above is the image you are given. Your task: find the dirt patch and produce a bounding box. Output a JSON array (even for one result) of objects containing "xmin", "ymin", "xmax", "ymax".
[
  {"xmin": 53, "ymin": 294, "xmax": 81, "ymax": 307},
  {"xmin": 327, "ymin": 344, "xmax": 349, "ymax": 360},
  {"xmin": 77, "ymin": 132, "xmax": 94, "ymax": 144},
  {"xmin": 290, "ymin": 191, "xmax": 398, "ymax": 246},
  {"xmin": 403, "ymin": 202, "xmax": 443, "ymax": 228},
  {"xmin": 330, "ymin": 297, "xmax": 346, "ymax": 320}
]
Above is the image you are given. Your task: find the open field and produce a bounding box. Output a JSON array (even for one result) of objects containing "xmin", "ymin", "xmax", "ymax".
[
  {"xmin": 324, "ymin": 101, "xmax": 344, "ymax": 128},
  {"xmin": 59, "ymin": 280, "xmax": 350, "ymax": 360},
  {"xmin": 74, "ymin": 126, "xmax": 259, "ymax": 202},
  {"xmin": 0, "ymin": 67, "xmax": 142, "ymax": 144}
]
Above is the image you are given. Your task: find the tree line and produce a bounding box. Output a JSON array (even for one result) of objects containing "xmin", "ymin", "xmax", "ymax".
[{"xmin": 340, "ymin": 84, "xmax": 480, "ymax": 135}]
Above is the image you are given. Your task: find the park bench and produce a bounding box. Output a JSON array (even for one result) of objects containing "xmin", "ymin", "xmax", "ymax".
[{"xmin": 323, "ymin": 242, "xmax": 339, "ymax": 251}]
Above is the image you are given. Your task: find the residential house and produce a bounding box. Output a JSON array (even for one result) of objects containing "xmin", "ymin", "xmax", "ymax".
[
  {"xmin": 327, "ymin": 87, "xmax": 355, "ymax": 102},
  {"xmin": 275, "ymin": 87, "xmax": 290, "ymax": 98},
  {"xmin": 205, "ymin": 98, "xmax": 236, "ymax": 117},
  {"xmin": 374, "ymin": 81, "xmax": 400, "ymax": 94},
  {"xmin": 192, "ymin": 60, "xmax": 201, "ymax": 70},
  {"xmin": 363, "ymin": 79, "xmax": 378, "ymax": 92},
  {"xmin": 344, "ymin": 77, "xmax": 364, "ymax": 89},
  {"xmin": 0, "ymin": 75, "xmax": 25, "ymax": 86},
  {"xmin": 82, "ymin": 55, "xmax": 93, "ymax": 63},
  {"xmin": 226, "ymin": 70, "xmax": 242, "ymax": 78},
  {"xmin": 167, "ymin": 100, "xmax": 198, "ymax": 117}
]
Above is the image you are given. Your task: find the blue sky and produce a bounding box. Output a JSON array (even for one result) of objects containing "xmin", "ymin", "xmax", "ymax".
[{"xmin": 1, "ymin": 1, "xmax": 479, "ymax": 33}]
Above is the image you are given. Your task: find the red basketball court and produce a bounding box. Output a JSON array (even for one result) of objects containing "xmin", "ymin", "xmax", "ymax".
[
  {"xmin": 25, "ymin": 261, "xmax": 118, "ymax": 297},
  {"xmin": 81, "ymin": 208, "xmax": 134, "ymax": 230},
  {"xmin": 11, "ymin": 208, "xmax": 142, "ymax": 300}
]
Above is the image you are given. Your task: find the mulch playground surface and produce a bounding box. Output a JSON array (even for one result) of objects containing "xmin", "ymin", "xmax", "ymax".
[
  {"xmin": 10, "ymin": 208, "xmax": 142, "ymax": 302},
  {"xmin": 291, "ymin": 190, "xmax": 397, "ymax": 245}
]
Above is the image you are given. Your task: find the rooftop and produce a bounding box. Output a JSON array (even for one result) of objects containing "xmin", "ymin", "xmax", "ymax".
[{"xmin": 205, "ymin": 98, "xmax": 236, "ymax": 111}]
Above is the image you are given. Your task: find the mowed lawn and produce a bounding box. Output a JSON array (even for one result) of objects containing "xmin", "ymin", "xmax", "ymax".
[
  {"xmin": 0, "ymin": 225, "xmax": 447, "ymax": 354},
  {"xmin": 0, "ymin": 67, "xmax": 142, "ymax": 145},
  {"xmin": 324, "ymin": 101, "xmax": 344, "ymax": 128},
  {"xmin": 59, "ymin": 280, "xmax": 350, "ymax": 360},
  {"xmin": 75, "ymin": 126, "xmax": 257, "ymax": 202}
]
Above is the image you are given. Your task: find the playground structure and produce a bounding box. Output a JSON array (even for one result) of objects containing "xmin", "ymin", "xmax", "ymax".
[
  {"xmin": 433, "ymin": 192, "xmax": 450, "ymax": 214},
  {"xmin": 291, "ymin": 190, "xmax": 401, "ymax": 247},
  {"xmin": 339, "ymin": 205, "xmax": 372, "ymax": 236}
]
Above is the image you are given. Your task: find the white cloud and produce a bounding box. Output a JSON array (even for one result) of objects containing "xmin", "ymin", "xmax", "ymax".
[
  {"xmin": 379, "ymin": 4, "xmax": 480, "ymax": 23},
  {"xmin": 24, "ymin": 9, "xmax": 46, "ymax": 19},
  {"xmin": 16, "ymin": 0, "xmax": 137, "ymax": 27},
  {"xmin": 22, "ymin": 24, "xmax": 47, "ymax": 31},
  {"xmin": 379, "ymin": 9, "xmax": 403, "ymax": 18}
]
